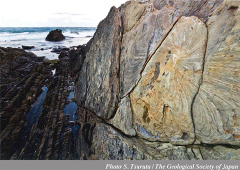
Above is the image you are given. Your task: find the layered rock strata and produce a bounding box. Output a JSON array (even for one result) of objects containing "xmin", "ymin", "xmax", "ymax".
[
  {"xmin": 75, "ymin": 7, "xmax": 122, "ymax": 119},
  {"xmin": 0, "ymin": 47, "xmax": 53, "ymax": 159},
  {"xmin": 1, "ymin": 0, "xmax": 240, "ymax": 160},
  {"xmin": 0, "ymin": 46, "xmax": 92, "ymax": 160},
  {"xmin": 17, "ymin": 47, "xmax": 84, "ymax": 160},
  {"xmin": 75, "ymin": 0, "xmax": 240, "ymax": 159},
  {"xmin": 193, "ymin": 0, "xmax": 240, "ymax": 145}
]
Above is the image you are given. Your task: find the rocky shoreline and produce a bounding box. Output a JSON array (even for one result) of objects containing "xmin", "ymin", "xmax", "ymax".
[
  {"xmin": 0, "ymin": 46, "xmax": 89, "ymax": 159},
  {"xmin": 1, "ymin": 0, "xmax": 240, "ymax": 160}
]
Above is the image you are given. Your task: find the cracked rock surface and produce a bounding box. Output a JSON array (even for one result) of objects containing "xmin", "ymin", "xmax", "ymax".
[
  {"xmin": 75, "ymin": 0, "xmax": 240, "ymax": 159},
  {"xmin": 75, "ymin": 7, "xmax": 122, "ymax": 119},
  {"xmin": 193, "ymin": 0, "xmax": 240, "ymax": 145},
  {"xmin": 1, "ymin": 0, "xmax": 240, "ymax": 160},
  {"xmin": 130, "ymin": 16, "xmax": 207, "ymax": 145}
]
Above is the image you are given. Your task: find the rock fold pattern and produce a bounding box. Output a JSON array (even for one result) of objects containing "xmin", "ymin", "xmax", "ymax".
[
  {"xmin": 131, "ymin": 16, "xmax": 207, "ymax": 145},
  {"xmin": 1, "ymin": 0, "xmax": 240, "ymax": 160},
  {"xmin": 75, "ymin": 0, "xmax": 240, "ymax": 159},
  {"xmin": 193, "ymin": 0, "xmax": 240, "ymax": 145}
]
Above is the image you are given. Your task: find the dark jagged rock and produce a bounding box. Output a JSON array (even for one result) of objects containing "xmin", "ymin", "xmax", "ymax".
[
  {"xmin": 0, "ymin": 46, "xmax": 88, "ymax": 160},
  {"xmin": 45, "ymin": 29, "xmax": 65, "ymax": 42},
  {"xmin": 22, "ymin": 46, "xmax": 35, "ymax": 50},
  {"xmin": 51, "ymin": 48, "xmax": 62, "ymax": 53},
  {"xmin": 0, "ymin": 47, "xmax": 53, "ymax": 159},
  {"xmin": 71, "ymin": 32, "xmax": 79, "ymax": 35},
  {"xmin": 16, "ymin": 46, "xmax": 88, "ymax": 160},
  {"xmin": 0, "ymin": 46, "xmax": 93, "ymax": 160}
]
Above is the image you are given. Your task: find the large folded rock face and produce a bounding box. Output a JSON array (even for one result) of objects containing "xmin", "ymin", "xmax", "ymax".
[
  {"xmin": 151, "ymin": 0, "xmax": 224, "ymax": 22},
  {"xmin": 75, "ymin": 7, "xmax": 122, "ymax": 119},
  {"xmin": 119, "ymin": 0, "xmax": 224, "ymax": 98},
  {"xmin": 131, "ymin": 16, "xmax": 207, "ymax": 145},
  {"xmin": 120, "ymin": 6, "xmax": 181, "ymax": 97},
  {"xmin": 193, "ymin": 0, "xmax": 240, "ymax": 145}
]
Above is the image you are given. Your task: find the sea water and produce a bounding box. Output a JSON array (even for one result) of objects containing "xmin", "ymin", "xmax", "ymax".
[{"xmin": 0, "ymin": 27, "xmax": 96, "ymax": 60}]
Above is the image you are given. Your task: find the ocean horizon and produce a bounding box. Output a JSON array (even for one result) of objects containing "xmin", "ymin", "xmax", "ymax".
[{"xmin": 0, "ymin": 27, "xmax": 96, "ymax": 60}]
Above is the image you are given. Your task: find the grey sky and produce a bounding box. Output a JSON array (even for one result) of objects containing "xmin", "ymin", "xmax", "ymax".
[{"xmin": 0, "ymin": 0, "xmax": 127, "ymax": 27}]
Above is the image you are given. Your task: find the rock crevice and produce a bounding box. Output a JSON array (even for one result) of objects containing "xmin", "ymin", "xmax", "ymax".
[{"xmin": 72, "ymin": 0, "xmax": 240, "ymax": 159}]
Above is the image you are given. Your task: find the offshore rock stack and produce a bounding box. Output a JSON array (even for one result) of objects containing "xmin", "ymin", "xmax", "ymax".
[{"xmin": 45, "ymin": 29, "xmax": 65, "ymax": 42}]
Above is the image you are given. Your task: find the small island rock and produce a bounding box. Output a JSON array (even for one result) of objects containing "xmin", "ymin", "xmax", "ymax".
[{"xmin": 45, "ymin": 29, "xmax": 65, "ymax": 41}]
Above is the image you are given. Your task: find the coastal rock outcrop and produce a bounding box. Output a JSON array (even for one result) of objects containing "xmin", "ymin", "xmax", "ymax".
[
  {"xmin": 193, "ymin": 0, "xmax": 240, "ymax": 145},
  {"xmin": 75, "ymin": 7, "xmax": 122, "ymax": 119},
  {"xmin": 0, "ymin": 47, "xmax": 53, "ymax": 159},
  {"xmin": 131, "ymin": 16, "xmax": 207, "ymax": 145},
  {"xmin": 120, "ymin": 5, "xmax": 181, "ymax": 97},
  {"xmin": 1, "ymin": 0, "xmax": 240, "ymax": 160},
  {"xmin": 75, "ymin": 0, "xmax": 240, "ymax": 159},
  {"xmin": 22, "ymin": 45, "xmax": 35, "ymax": 50},
  {"xmin": 45, "ymin": 29, "xmax": 65, "ymax": 42}
]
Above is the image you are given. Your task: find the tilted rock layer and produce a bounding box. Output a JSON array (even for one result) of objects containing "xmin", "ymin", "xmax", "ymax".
[
  {"xmin": 75, "ymin": 7, "xmax": 122, "ymax": 119},
  {"xmin": 75, "ymin": 0, "xmax": 240, "ymax": 159}
]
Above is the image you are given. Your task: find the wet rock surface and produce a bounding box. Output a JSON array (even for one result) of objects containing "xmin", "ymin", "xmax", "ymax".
[
  {"xmin": 0, "ymin": 47, "xmax": 53, "ymax": 159},
  {"xmin": 17, "ymin": 47, "xmax": 86, "ymax": 160},
  {"xmin": 0, "ymin": 46, "xmax": 92, "ymax": 160}
]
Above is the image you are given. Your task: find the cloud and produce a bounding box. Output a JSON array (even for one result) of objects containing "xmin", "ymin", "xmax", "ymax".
[{"xmin": 53, "ymin": 12, "xmax": 84, "ymax": 16}]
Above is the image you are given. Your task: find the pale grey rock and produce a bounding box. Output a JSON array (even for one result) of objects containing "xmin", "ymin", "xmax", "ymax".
[
  {"xmin": 107, "ymin": 96, "xmax": 136, "ymax": 136},
  {"xmin": 75, "ymin": 7, "xmax": 122, "ymax": 119},
  {"xmin": 150, "ymin": 0, "xmax": 224, "ymax": 22},
  {"xmin": 89, "ymin": 123, "xmax": 153, "ymax": 160},
  {"xmin": 200, "ymin": 145, "xmax": 240, "ymax": 160},
  {"xmin": 90, "ymin": 123, "xmax": 198, "ymax": 160},
  {"xmin": 119, "ymin": 0, "xmax": 224, "ymax": 98},
  {"xmin": 193, "ymin": 0, "xmax": 240, "ymax": 145},
  {"xmin": 122, "ymin": 0, "xmax": 146, "ymax": 33},
  {"xmin": 194, "ymin": 139, "xmax": 202, "ymax": 145},
  {"xmin": 186, "ymin": 148, "xmax": 203, "ymax": 160},
  {"xmin": 73, "ymin": 0, "xmax": 240, "ymax": 160},
  {"xmin": 227, "ymin": 0, "xmax": 240, "ymax": 9},
  {"xmin": 155, "ymin": 143, "xmax": 193, "ymax": 160}
]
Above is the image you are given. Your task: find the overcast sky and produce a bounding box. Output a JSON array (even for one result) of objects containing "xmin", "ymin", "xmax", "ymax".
[{"xmin": 0, "ymin": 0, "xmax": 127, "ymax": 27}]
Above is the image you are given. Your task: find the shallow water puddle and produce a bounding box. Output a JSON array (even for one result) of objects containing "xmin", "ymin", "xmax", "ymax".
[
  {"xmin": 64, "ymin": 102, "xmax": 77, "ymax": 122},
  {"xmin": 64, "ymin": 77, "xmax": 79, "ymax": 138},
  {"xmin": 19, "ymin": 86, "xmax": 48, "ymax": 151}
]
